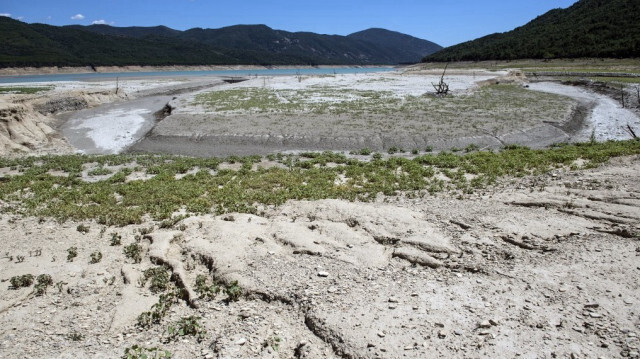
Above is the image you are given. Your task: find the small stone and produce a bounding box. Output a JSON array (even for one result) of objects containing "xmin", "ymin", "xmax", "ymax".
[
  {"xmin": 404, "ymin": 346, "xmax": 413, "ymax": 350},
  {"xmin": 435, "ymin": 322, "xmax": 445, "ymax": 328},
  {"xmin": 377, "ymin": 332, "xmax": 386, "ymax": 338},
  {"xmin": 489, "ymin": 319, "xmax": 499, "ymax": 326},
  {"xmin": 438, "ymin": 330, "xmax": 447, "ymax": 339},
  {"xmin": 236, "ymin": 338, "xmax": 246, "ymax": 346},
  {"xmin": 388, "ymin": 297, "xmax": 399, "ymax": 303},
  {"xmin": 317, "ymin": 271, "xmax": 329, "ymax": 277},
  {"xmin": 479, "ymin": 321, "xmax": 491, "ymax": 329},
  {"xmin": 388, "ymin": 304, "xmax": 397, "ymax": 310},
  {"xmin": 589, "ymin": 312, "xmax": 603, "ymax": 318},
  {"xmin": 367, "ymin": 343, "xmax": 376, "ymax": 348},
  {"xmin": 454, "ymin": 330, "xmax": 463, "ymax": 336}
]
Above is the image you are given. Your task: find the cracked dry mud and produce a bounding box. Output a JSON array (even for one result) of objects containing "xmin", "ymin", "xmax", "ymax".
[{"xmin": 1, "ymin": 155, "xmax": 639, "ymax": 359}]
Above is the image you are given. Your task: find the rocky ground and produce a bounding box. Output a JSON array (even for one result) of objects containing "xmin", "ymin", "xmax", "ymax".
[{"xmin": 0, "ymin": 154, "xmax": 638, "ymax": 359}]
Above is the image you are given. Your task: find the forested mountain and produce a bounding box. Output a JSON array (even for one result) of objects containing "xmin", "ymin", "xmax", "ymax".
[
  {"xmin": 424, "ymin": 0, "xmax": 640, "ymax": 62},
  {"xmin": 0, "ymin": 17, "xmax": 441, "ymax": 67},
  {"xmin": 348, "ymin": 28, "xmax": 442, "ymax": 64}
]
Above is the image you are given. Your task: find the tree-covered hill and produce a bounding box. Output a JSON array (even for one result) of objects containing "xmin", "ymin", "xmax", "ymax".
[
  {"xmin": 348, "ymin": 28, "xmax": 442, "ymax": 64},
  {"xmin": 0, "ymin": 17, "xmax": 441, "ymax": 68},
  {"xmin": 424, "ymin": 0, "xmax": 640, "ymax": 62}
]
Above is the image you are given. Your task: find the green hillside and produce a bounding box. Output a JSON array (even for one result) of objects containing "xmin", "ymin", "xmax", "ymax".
[
  {"xmin": 0, "ymin": 17, "xmax": 245, "ymax": 67},
  {"xmin": 0, "ymin": 17, "xmax": 441, "ymax": 68},
  {"xmin": 425, "ymin": 0, "xmax": 640, "ymax": 62}
]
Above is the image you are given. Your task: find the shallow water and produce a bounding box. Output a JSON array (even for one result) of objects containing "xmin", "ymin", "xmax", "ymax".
[{"xmin": 0, "ymin": 67, "xmax": 394, "ymax": 84}]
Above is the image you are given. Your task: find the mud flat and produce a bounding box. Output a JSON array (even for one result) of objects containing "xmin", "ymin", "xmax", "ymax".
[{"xmin": 129, "ymin": 70, "xmax": 585, "ymax": 157}]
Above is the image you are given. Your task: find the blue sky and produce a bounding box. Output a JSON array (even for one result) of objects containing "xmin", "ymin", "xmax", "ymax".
[{"xmin": 1, "ymin": 0, "xmax": 579, "ymax": 47}]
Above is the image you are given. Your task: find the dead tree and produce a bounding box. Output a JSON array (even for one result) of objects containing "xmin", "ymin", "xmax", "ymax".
[
  {"xmin": 432, "ymin": 63, "xmax": 450, "ymax": 96},
  {"xmin": 627, "ymin": 124, "xmax": 638, "ymax": 139}
]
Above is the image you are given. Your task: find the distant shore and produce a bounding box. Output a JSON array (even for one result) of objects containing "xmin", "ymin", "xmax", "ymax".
[{"xmin": 0, "ymin": 64, "xmax": 397, "ymax": 77}]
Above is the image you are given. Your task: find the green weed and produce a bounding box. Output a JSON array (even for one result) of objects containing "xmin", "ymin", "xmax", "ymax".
[
  {"xmin": 142, "ymin": 267, "xmax": 171, "ymax": 294},
  {"xmin": 137, "ymin": 290, "xmax": 178, "ymax": 329},
  {"xmin": 76, "ymin": 224, "xmax": 90, "ymax": 234},
  {"xmin": 224, "ymin": 280, "xmax": 243, "ymax": 302},
  {"xmin": 0, "ymin": 141, "xmax": 638, "ymax": 226},
  {"xmin": 194, "ymin": 274, "xmax": 220, "ymax": 300},
  {"xmin": 34, "ymin": 274, "xmax": 53, "ymax": 296},
  {"xmin": 110, "ymin": 233, "xmax": 122, "ymax": 246},
  {"xmin": 166, "ymin": 316, "xmax": 207, "ymax": 343},
  {"xmin": 124, "ymin": 243, "xmax": 142, "ymax": 264},
  {"xmin": 123, "ymin": 345, "xmax": 172, "ymax": 359},
  {"xmin": 89, "ymin": 251, "xmax": 102, "ymax": 264},
  {"xmin": 67, "ymin": 332, "xmax": 84, "ymax": 341},
  {"xmin": 66, "ymin": 247, "xmax": 78, "ymax": 262},
  {"xmin": 9, "ymin": 274, "xmax": 34, "ymax": 289},
  {"xmin": 0, "ymin": 86, "xmax": 53, "ymax": 94}
]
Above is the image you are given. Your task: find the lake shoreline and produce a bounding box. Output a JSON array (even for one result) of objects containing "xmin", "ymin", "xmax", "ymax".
[{"xmin": 0, "ymin": 64, "xmax": 398, "ymax": 77}]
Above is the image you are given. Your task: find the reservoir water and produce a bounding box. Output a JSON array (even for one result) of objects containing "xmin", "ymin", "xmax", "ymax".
[{"xmin": 0, "ymin": 67, "xmax": 394, "ymax": 84}]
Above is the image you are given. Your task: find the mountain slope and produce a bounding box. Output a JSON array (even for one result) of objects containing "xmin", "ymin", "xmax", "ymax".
[
  {"xmin": 425, "ymin": 0, "xmax": 640, "ymax": 61},
  {"xmin": 348, "ymin": 28, "xmax": 442, "ymax": 63},
  {"xmin": 0, "ymin": 17, "xmax": 253, "ymax": 67},
  {"xmin": 0, "ymin": 19, "xmax": 441, "ymax": 66},
  {"xmin": 65, "ymin": 24, "xmax": 181, "ymax": 39}
]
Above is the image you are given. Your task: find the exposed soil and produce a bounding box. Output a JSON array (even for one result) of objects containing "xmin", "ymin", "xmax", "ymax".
[
  {"xmin": 0, "ymin": 155, "xmax": 638, "ymax": 358},
  {"xmin": 129, "ymin": 71, "xmax": 583, "ymax": 157},
  {"xmin": 1, "ymin": 67, "xmax": 640, "ymax": 359}
]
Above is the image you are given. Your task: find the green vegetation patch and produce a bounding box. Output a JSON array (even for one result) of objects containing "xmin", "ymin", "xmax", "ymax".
[
  {"xmin": 0, "ymin": 140, "xmax": 639, "ymax": 227},
  {"xmin": 0, "ymin": 86, "xmax": 53, "ymax": 94}
]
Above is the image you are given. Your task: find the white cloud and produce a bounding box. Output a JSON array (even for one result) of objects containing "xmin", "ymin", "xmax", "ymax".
[
  {"xmin": 71, "ymin": 14, "xmax": 85, "ymax": 20},
  {"xmin": 92, "ymin": 19, "xmax": 107, "ymax": 25},
  {"xmin": 0, "ymin": 13, "xmax": 11, "ymax": 17}
]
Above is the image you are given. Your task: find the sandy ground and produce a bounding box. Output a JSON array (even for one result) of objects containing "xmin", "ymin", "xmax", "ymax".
[
  {"xmin": 529, "ymin": 82, "xmax": 640, "ymax": 142},
  {"xmin": 0, "ymin": 154, "xmax": 638, "ymax": 358}
]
